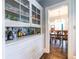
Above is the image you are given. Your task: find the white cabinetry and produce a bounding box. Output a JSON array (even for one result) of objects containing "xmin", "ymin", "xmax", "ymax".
[
  {"xmin": 5, "ymin": 0, "xmax": 44, "ymax": 59},
  {"xmin": 5, "ymin": 35, "xmax": 44, "ymax": 59},
  {"xmin": 5, "ymin": 0, "xmax": 43, "ymax": 27}
]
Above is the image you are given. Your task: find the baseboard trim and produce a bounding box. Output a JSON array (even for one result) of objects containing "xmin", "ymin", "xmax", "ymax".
[{"xmin": 44, "ymin": 48, "xmax": 50, "ymax": 53}]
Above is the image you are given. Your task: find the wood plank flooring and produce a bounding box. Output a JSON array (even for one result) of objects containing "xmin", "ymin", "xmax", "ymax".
[{"xmin": 40, "ymin": 40, "xmax": 68, "ymax": 59}]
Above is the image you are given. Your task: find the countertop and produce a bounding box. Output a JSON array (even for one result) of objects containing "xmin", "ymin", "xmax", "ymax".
[{"xmin": 6, "ymin": 34, "xmax": 42, "ymax": 46}]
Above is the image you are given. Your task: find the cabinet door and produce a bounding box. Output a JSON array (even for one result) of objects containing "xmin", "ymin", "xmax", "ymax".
[
  {"xmin": 20, "ymin": 0, "xmax": 30, "ymax": 23},
  {"xmin": 5, "ymin": 0, "xmax": 30, "ymax": 23},
  {"xmin": 32, "ymin": 5, "xmax": 41, "ymax": 25},
  {"xmin": 5, "ymin": 0, "xmax": 20, "ymax": 21},
  {"xmin": 20, "ymin": 5, "xmax": 30, "ymax": 23},
  {"xmin": 5, "ymin": 35, "xmax": 44, "ymax": 59}
]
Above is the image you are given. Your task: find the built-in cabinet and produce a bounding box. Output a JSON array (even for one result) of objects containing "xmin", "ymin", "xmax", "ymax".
[
  {"xmin": 5, "ymin": 0, "xmax": 41, "ymax": 26},
  {"xmin": 5, "ymin": 0, "xmax": 43, "ymax": 42},
  {"xmin": 5, "ymin": 35, "xmax": 44, "ymax": 59},
  {"xmin": 5, "ymin": 0, "xmax": 30, "ymax": 23},
  {"xmin": 5, "ymin": 0, "xmax": 44, "ymax": 59}
]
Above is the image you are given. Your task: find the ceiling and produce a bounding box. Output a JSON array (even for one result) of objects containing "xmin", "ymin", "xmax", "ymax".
[
  {"xmin": 36, "ymin": 0, "xmax": 42, "ymax": 2},
  {"xmin": 36, "ymin": 0, "xmax": 65, "ymax": 7},
  {"xmin": 48, "ymin": 5, "xmax": 68, "ymax": 22}
]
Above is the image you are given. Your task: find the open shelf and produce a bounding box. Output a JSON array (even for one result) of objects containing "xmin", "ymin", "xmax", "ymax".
[{"xmin": 5, "ymin": 27, "xmax": 41, "ymax": 41}]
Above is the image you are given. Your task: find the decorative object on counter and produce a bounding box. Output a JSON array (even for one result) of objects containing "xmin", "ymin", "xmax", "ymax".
[
  {"xmin": 5, "ymin": 27, "xmax": 41, "ymax": 41},
  {"xmin": 29, "ymin": 27, "xmax": 34, "ymax": 35},
  {"xmin": 17, "ymin": 28, "xmax": 22, "ymax": 37},
  {"xmin": 12, "ymin": 28, "xmax": 17, "ymax": 40},
  {"xmin": 27, "ymin": 28, "xmax": 30, "ymax": 35},
  {"xmin": 6, "ymin": 27, "xmax": 13, "ymax": 40},
  {"xmin": 13, "ymin": 31, "xmax": 17, "ymax": 40}
]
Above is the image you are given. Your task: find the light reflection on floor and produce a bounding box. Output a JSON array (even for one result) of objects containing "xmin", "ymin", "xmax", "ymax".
[{"xmin": 40, "ymin": 39, "xmax": 68, "ymax": 59}]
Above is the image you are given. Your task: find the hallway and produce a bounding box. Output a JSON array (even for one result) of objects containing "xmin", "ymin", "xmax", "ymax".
[
  {"xmin": 4, "ymin": 0, "xmax": 76, "ymax": 59},
  {"xmin": 40, "ymin": 40, "xmax": 68, "ymax": 59}
]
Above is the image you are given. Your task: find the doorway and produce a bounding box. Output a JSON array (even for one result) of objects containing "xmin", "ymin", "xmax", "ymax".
[
  {"xmin": 49, "ymin": 5, "xmax": 68, "ymax": 59},
  {"xmin": 41, "ymin": 1, "xmax": 68, "ymax": 59}
]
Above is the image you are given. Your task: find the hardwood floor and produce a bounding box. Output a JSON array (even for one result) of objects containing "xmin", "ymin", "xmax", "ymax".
[{"xmin": 40, "ymin": 40, "xmax": 68, "ymax": 59}]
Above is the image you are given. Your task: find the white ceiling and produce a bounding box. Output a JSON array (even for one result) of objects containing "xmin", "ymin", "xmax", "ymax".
[{"xmin": 48, "ymin": 5, "xmax": 68, "ymax": 22}]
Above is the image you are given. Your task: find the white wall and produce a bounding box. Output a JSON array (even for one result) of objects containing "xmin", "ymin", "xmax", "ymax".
[
  {"xmin": 48, "ymin": 5, "xmax": 68, "ymax": 30},
  {"xmin": 68, "ymin": 0, "xmax": 76, "ymax": 59},
  {"xmin": 48, "ymin": 17, "xmax": 68, "ymax": 30}
]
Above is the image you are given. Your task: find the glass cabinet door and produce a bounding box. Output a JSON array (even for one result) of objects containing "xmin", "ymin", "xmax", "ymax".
[
  {"xmin": 5, "ymin": 0, "xmax": 20, "ymax": 21},
  {"xmin": 32, "ymin": 5, "xmax": 41, "ymax": 25},
  {"xmin": 20, "ymin": 5, "xmax": 29, "ymax": 23},
  {"xmin": 5, "ymin": 0, "xmax": 30, "ymax": 23},
  {"xmin": 20, "ymin": 0, "xmax": 30, "ymax": 23},
  {"xmin": 21, "ymin": 0, "xmax": 29, "ymax": 8}
]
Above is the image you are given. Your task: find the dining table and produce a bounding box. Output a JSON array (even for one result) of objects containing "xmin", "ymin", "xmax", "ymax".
[{"xmin": 50, "ymin": 30, "xmax": 68, "ymax": 49}]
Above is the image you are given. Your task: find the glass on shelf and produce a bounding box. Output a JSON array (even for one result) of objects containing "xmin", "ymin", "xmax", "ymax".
[
  {"xmin": 37, "ymin": 9, "xmax": 40, "ymax": 14},
  {"xmin": 21, "ymin": 10, "xmax": 29, "ymax": 17},
  {"xmin": 33, "ymin": 20, "xmax": 40, "ymax": 24},
  {"xmin": 32, "ymin": 15, "xmax": 36, "ymax": 20},
  {"xmin": 20, "ymin": 5, "xmax": 29, "ymax": 23},
  {"xmin": 36, "ymin": 14, "xmax": 40, "ymax": 19},
  {"xmin": 32, "ymin": 5, "xmax": 41, "ymax": 25},
  {"xmin": 21, "ymin": 5, "xmax": 29, "ymax": 17},
  {"xmin": 5, "ymin": 0, "xmax": 20, "ymax": 15},
  {"xmin": 21, "ymin": 27, "xmax": 28, "ymax": 36},
  {"xmin": 32, "ymin": 20, "xmax": 36, "ymax": 24},
  {"xmin": 32, "ymin": 11, "xmax": 36, "ymax": 20},
  {"xmin": 30, "ymin": 27, "xmax": 35, "ymax": 35},
  {"xmin": 35, "ymin": 28, "xmax": 41, "ymax": 34},
  {"xmin": 38, "ymin": 20, "xmax": 40, "ymax": 24},
  {"xmin": 5, "ymin": 6, "xmax": 20, "ymax": 15},
  {"xmin": 32, "ymin": 18, "xmax": 40, "ymax": 24},
  {"xmin": 20, "ymin": 15, "xmax": 29, "ymax": 23}
]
